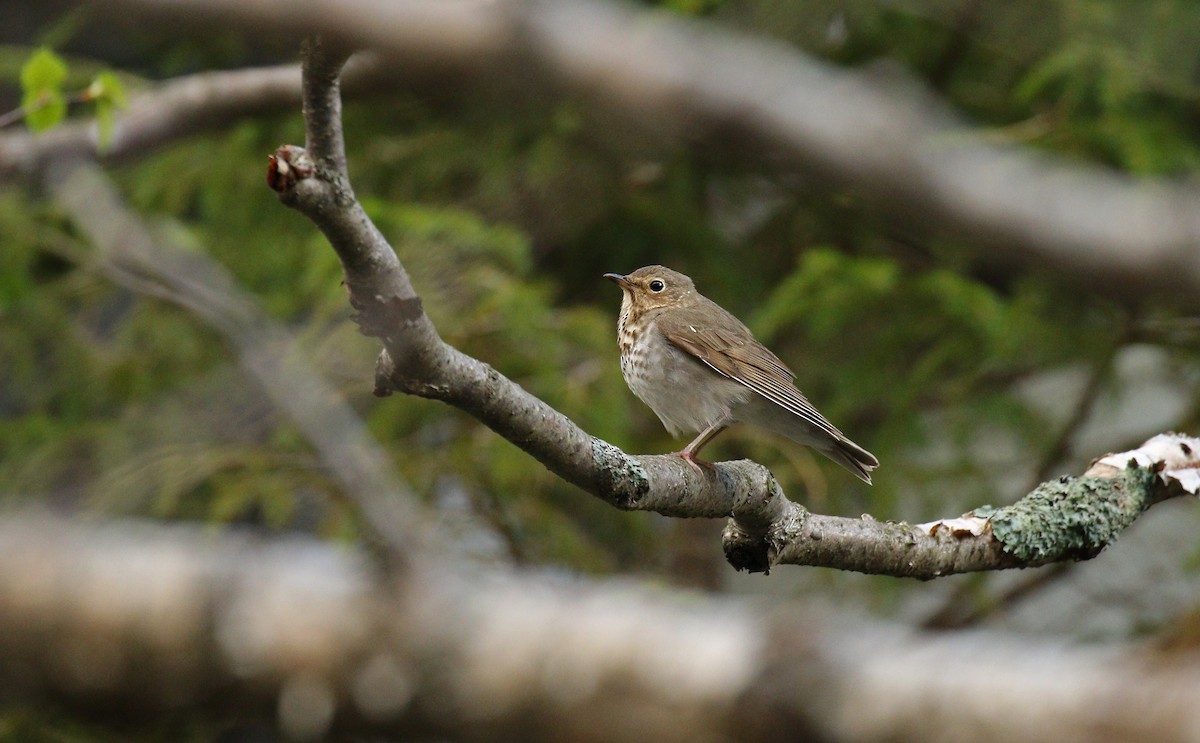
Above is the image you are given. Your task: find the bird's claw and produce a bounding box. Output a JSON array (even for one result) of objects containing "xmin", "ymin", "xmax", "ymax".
[{"xmin": 672, "ymin": 450, "xmax": 715, "ymax": 475}]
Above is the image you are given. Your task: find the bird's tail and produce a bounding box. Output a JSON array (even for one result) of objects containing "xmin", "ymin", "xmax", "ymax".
[{"xmin": 820, "ymin": 437, "xmax": 879, "ymax": 484}]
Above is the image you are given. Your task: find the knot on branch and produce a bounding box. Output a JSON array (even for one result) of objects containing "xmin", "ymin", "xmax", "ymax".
[
  {"xmin": 723, "ymin": 520, "xmax": 772, "ymax": 574},
  {"xmin": 721, "ymin": 466, "xmax": 805, "ymax": 574},
  {"xmin": 266, "ymin": 145, "xmax": 314, "ymax": 192},
  {"xmin": 373, "ymin": 349, "xmax": 449, "ymax": 399}
]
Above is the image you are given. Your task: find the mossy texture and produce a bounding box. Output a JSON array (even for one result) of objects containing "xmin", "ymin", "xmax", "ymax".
[{"xmin": 976, "ymin": 466, "xmax": 1156, "ymax": 562}]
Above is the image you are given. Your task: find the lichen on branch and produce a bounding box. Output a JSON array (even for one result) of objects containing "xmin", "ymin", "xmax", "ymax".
[
  {"xmin": 267, "ymin": 37, "xmax": 1200, "ymax": 580},
  {"xmin": 979, "ymin": 466, "xmax": 1155, "ymax": 562}
]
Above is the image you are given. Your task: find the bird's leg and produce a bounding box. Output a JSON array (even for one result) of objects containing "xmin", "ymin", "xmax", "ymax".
[{"xmin": 673, "ymin": 415, "xmax": 730, "ymax": 473}]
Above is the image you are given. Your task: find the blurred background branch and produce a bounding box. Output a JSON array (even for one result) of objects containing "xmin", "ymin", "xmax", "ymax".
[
  {"xmin": 47, "ymin": 157, "xmax": 421, "ymax": 566},
  {"xmin": 58, "ymin": 0, "xmax": 1200, "ymax": 306},
  {"xmin": 0, "ymin": 56, "xmax": 387, "ymax": 180},
  {"xmin": 2, "ymin": 0, "xmax": 1200, "ymax": 739}
]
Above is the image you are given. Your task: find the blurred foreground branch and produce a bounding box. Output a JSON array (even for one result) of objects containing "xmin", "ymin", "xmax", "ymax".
[
  {"xmin": 71, "ymin": 0, "xmax": 1200, "ymax": 306},
  {"xmin": 2, "ymin": 513, "xmax": 1200, "ymax": 742}
]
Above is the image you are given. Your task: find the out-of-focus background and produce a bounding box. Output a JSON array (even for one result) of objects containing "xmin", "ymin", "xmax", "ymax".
[{"xmin": 2, "ymin": 0, "xmax": 1200, "ymax": 735}]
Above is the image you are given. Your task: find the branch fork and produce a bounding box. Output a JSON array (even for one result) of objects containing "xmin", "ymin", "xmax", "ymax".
[{"xmin": 268, "ymin": 39, "xmax": 1200, "ymax": 579}]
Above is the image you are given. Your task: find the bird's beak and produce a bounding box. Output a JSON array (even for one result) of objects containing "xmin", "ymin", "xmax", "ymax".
[{"xmin": 604, "ymin": 273, "xmax": 632, "ymax": 289}]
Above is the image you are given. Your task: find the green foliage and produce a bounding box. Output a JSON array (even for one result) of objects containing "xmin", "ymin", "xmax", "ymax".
[
  {"xmin": 3, "ymin": 0, "xmax": 1200, "ymax": 594},
  {"xmin": 85, "ymin": 70, "xmax": 127, "ymax": 150},
  {"xmin": 718, "ymin": 1, "xmax": 1200, "ymax": 173},
  {"xmin": 3, "ymin": 4, "xmax": 1200, "ymax": 740},
  {"xmin": 635, "ymin": 0, "xmax": 730, "ymax": 15},
  {"xmin": 14, "ymin": 47, "xmax": 128, "ymax": 148},
  {"xmin": 662, "ymin": 0, "xmax": 730, "ymax": 15},
  {"xmin": 19, "ymin": 47, "xmax": 67, "ymax": 131},
  {"xmin": 1014, "ymin": 31, "xmax": 1200, "ymax": 172},
  {"xmin": 0, "ymin": 705, "xmax": 220, "ymax": 742},
  {"xmin": 744, "ymin": 241, "xmax": 1127, "ymax": 520}
]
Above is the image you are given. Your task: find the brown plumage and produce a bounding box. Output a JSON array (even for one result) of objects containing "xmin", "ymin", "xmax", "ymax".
[{"xmin": 604, "ymin": 265, "xmax": 878, "ymax": 483}]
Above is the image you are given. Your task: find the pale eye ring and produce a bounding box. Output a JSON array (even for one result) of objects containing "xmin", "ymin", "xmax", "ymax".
[{"xmin": 649, "ymin": 279, "xmax": 665, "ymax": 292}]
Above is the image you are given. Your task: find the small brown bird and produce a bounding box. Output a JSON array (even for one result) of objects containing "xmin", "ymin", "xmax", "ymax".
[{"xmin": 605, "ymin": 265, "xmax": 878, "ymax": 483}]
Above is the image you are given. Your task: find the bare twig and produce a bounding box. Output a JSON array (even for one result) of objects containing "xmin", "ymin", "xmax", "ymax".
[
  {"xmin": 922, "ymin": 563, "xmax": 1075, "ymax": 630},
  {"xmin": 0, "ymin": 57, "xmax": 384, "ymax": 181},
  {"xmin": 1031, "ymin": 324, "xmax": 1132, "ymax": 486},
  {"xmin": 0, "ymin": 89, "xmax": 94, "ymax": 130}
]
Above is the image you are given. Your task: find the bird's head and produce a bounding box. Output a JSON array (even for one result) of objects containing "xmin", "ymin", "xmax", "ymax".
[{"xmin": 603, "ymin": 265, "xmax": 696, "ymax": 313}]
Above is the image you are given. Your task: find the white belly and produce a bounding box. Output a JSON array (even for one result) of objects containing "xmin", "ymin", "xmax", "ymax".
[{"xmin": 621, "ymin": 319, "xmax": 750, "ymax": 438}]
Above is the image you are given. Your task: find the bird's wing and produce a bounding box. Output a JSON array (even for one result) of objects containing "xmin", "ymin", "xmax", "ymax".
[{"xmin": 657, "ymin": 304, "xmax": 846, "ymax": 441}]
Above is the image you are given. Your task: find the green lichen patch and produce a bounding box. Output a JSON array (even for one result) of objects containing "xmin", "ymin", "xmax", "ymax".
[{"xmin": 986, "ymin": 466, "xmax": 1156, "ymax": 562}]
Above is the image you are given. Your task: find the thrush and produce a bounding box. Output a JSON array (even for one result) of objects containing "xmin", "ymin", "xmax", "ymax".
[{"xmin": 604, "ymin": 265, "xmax": 879, "ymax": 483}]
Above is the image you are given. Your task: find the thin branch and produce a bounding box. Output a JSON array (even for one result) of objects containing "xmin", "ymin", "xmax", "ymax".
[
  {"xmin": 921, "ymin": 344, "xmax": 1124, "ymax": 627},
  {"xmin": 45, "ymin": 157, "xmax": 422, "ymax": 569},
  {"xmin": 1031, "ymin": 324, "xmax": 1131, "ymax": 485},
  {"xmin": 66, "ymin": 0, "xmax": 1200, "ymax": 307},
  {"xmin": 299, "ymin": 37, "xmax": 351, "ymax": 175},
  {"xmin": 0, "ymin": 57, "xmax": 384, "ymax": 181},
  {"xmin": 0, "ymin": 89, "xmax": 94, "ymax": 129},
  {"xmin": 922, "ymin": 563, "xmax": 1074, "ymax": 630},
  {"xmin": 267, "ymin": 38, "xmax": 1200, "ymax": 578}
]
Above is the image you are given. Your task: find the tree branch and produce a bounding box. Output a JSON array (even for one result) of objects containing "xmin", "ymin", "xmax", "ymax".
[
  {"xmin": 67, "ymin": 0, "xmax": 1200, "ymax": 307},
  {"xmin": 7, "ymin": 2, "xmax": 1195, "ymax": 579},
  {"xmin": 45, "ymin": 157, "xmax": 422, "ymax": 568},
  {"xmin": 267, "ymin": 39, "xmax": 1200, "ymax": 578},
  {"xmin": 0, "ymin": 57, "xmax": 384, "ymax": 181},
  {"xmin": 2, "ymin": 513, "xmax": 1200, "ymax": 742}
]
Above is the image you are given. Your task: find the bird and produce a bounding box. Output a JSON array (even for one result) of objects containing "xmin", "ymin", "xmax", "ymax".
[{"xmin": 604, "ymin": 265, "xmax": 878, "ymax": 483}]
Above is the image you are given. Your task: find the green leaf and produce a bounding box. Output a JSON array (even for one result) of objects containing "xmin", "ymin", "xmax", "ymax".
[
  {"xmin": 19, "ymin": 48, "xmax": 67, "ymax": 94},
  {"xmin": 84, "ymin": 72, "xmax": 128, "ymax": 152},
  {"xmin": 19, "ymin": 48, "xmax": 69, "ymax": 133},
  {"xmin": 85, "ymin": 71, "xmax": 128, "ymax": 109},
  {"xmin": 22, "ymin": 92, "xmax": 65, "ymax": 132}
]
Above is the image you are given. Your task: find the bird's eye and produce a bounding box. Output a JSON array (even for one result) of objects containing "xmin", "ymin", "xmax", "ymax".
[{"xmin": 649, "ymin": 279, "xmax": 665, "ymax": 292}]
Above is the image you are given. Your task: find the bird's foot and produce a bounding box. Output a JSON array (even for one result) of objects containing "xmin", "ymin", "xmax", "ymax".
[{"xmin": 671, "ymin": 449, "xmax": 715, "ymax": 475}]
